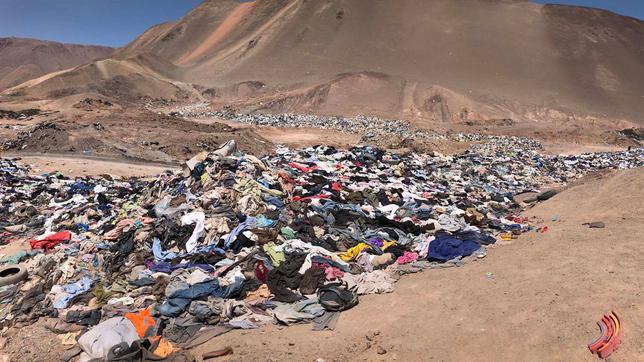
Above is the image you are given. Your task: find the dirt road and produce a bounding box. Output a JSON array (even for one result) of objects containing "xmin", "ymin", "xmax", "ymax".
[{"xmin": 3, "ymin": 153, "xmax": 177, "ymax": 177}]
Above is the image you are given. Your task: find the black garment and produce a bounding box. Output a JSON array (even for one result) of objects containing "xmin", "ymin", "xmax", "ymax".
[
  {"xmin": 163, "ymin": 317, "xmax": 204, "ymax": 344},
  {"xmin": 266, "ymin": 253, "xmax": 306, "ymax": 302},
  {"xmin": 312, "ymin": 237, "xmax": 339, "ymax": 252},
  {"xmin": 237, "ymin": 279, "xmax": 262, "ymax": 300},
  {"xmin": 382, "ymin": 245, "xmax": 406, "ymax": 258},
  {"xmin": 332, "ymin": 209, "xmax": 366, "ymax": 227},
  {"xmin": 104, "ymin": 229, "xmax": 136, "ymax": 275},
  {"xmin": 299, "ymin": 267, "xmax": 325, "ymax": 295},
  {"xmin": 372, "ymin": 214, "xmax": 423, "ymax": 234},
  {"xmin": 153, "ymin": 219, "xmax": 192, "ymax": 251},
  {"xmin": 65, "ymin": 309, "xmax": 102, "ymax": 326},
  {"xmin": 183, "ymin": 252, "xmax": 226, "ymax": 266},
  {"xmin": 231, "ymin": 232, "xmax": 256, "ymax": 253}
]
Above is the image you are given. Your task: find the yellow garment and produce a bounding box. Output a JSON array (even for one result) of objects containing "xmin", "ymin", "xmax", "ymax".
[
  {"xmin": 200, "ymin": 172, "xmax": 211, "ymax": 185},
  {"xmin": 382, "ymin": 240, "xmax": 397, "ymax": 250},
  {"xmin": 337, "ymin": 243, "xmax": 371, "ymax": 262}
]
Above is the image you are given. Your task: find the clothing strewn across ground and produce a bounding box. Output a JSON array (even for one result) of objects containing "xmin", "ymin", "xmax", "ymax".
[
  {"xmin": 189, "ymin": 168, "xmax": 644, "ymax": 361},
  {"xmin": 0, "ymin": 152, "xmax": 641, "ymax": 361}
]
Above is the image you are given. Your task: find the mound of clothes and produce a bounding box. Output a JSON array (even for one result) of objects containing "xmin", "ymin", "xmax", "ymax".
[{"xmin": 0, "ymin": 139, "xmax": 642, "ymax": 361}]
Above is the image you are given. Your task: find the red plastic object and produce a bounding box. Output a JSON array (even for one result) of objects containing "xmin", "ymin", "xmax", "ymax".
[{"xmin": 588, "ymin": 311, "xmax": 622, "ymax": 359}]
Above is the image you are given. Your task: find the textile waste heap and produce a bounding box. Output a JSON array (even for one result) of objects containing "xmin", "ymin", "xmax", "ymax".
[{"xmin": 0, "ymin": 139, "xmax": 642, "ymax": 361}]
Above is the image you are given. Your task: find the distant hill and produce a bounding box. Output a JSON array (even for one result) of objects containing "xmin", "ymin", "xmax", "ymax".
[{"xmin": 0, "ymin": 37, "xmax": 114, "ymax": 91}]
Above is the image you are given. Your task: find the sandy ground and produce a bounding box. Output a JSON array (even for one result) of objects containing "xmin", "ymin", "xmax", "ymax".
[
  {"xmin": 1, "ymin": 168, "xmax": 642, "ymax": 361},
  {"xmin": 200, "ymin": 119, "xmax": 362, "ymax": 149},
  {"xmin": 4, "ymin": 154, "xmax": 176, "ymax": 178},
  {"xmin": 541, "ymin": 142, "xmax": 625, "ymax": 155}
]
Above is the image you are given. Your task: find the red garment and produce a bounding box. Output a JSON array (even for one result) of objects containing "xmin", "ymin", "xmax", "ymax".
[
  {"xmin": 508, "ymin": 216, "xmax": 528, "ymax": 224},
  {"xmin": 0, "ymin": 231, "xmax": 12, "ymax": 245},
  {"xmin": 277, "ymin": 170, "xmax": 295, "ymax": 183},
  {"xmin": 331, "ymin": 182, "xmax": 342, "ymax": 192},
  {"xmin": 29, "ymin": 230, "xmax": 72, "ymax": 251},
  {"xmin": 288, "ymin": 162, "xmax": 319, "ymax": 173},
  {"xmin": 255, "ymin": 261, "xmax": 269, "ymax": 283}
]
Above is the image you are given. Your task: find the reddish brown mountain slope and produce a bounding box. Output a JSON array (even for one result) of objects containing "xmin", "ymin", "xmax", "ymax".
[
  {"xmin": 4, "ymin": 0, "xmax": 644, "ymax": 124},
  {"xmin": 0, "ymin": 37, "xmax": 113, "ymax": 91}
]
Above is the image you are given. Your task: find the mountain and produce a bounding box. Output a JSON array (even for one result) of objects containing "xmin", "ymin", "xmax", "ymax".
[
  {"xmin": 0, "ymin": 37, "xmax": 114, "ymax": 91},
  {"xmin": 3, "ymin": 0, "xmax": 644, "ymax": 124}
]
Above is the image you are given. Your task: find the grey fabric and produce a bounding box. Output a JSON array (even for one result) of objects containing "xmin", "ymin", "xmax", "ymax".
[
  {"xmin": 78, "ymin": 317, "xmax": 139, "ymax": 362},
  {"xmin": 312, "ymin": 311, "xmax": 340, "ymax": 331},
  {"xmin": 273, "ymin": 297, "xmax": 325, "ymax": 325}
]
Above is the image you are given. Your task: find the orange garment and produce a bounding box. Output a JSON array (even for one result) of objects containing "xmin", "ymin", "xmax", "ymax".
[
  {"xmin": 125, "ymin": 308, "xmax": 156, "ymax": 339},
  {"xmin": 153, "ymin": 338, "xmax": 180, "ymax": 357}
]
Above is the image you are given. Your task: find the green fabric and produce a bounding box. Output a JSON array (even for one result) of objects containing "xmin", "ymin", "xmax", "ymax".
[
  {"xmin": 280, "ymin": 227, "xmax": 296, "ymax": 240},
  {"xmin": 0, "ymin": 250, "xmax": 38, "ymax": 264},
  {"xmin": 262, "ymin": 242, "xmax": 285, "ymax": 267},
  {"xmin": 92, "ymin": 283, "xmax": 114, "ymax": 306}
]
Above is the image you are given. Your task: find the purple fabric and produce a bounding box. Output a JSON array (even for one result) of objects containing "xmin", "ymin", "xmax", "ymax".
[{"xmin": 368, "ymin": 238, "xmax": 384, "ymax": 247}]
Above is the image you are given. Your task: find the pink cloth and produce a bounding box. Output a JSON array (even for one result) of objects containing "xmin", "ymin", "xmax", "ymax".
[
  {"xmin": 396, "ymin": 251, "xmax": 419, "ymax": 264},
  {"xmin": 325, "ymin": 266, "xmax": 345, "ymax": 281}
]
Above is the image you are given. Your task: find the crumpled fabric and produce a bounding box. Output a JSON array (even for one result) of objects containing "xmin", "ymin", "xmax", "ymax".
[
  {"xmin": 428, "ymin": 232, "xmax": 482, "ymax": 261},
  {"xmin": 227, "ymin": 305, "xmax": 274, "ymax": 329},
  {"xmin": 154, "ymin": 196, "xmax": 189, "ymax": 218},
  {"xmin": 324, "ymin": 266, "xmax": 345, "ymax": 281},
  {"xmin": 181, "ymin": 212, "xmax": 205, "ymax": 252},
  {"xmin": 78, "ymin": 317, "xmax": 139, "ymax": 362},
  {"xmin": 157, "ymin": 278, "xmax": 244, "ymax": 317},
  {"xmin": 450, "ymin": 230, "xmax": 496, "ymax": 246},
  {"xmin": 396, "ymin": 251, "xmax": 419, "ymax": 264},
  {"xmin": 282, "ymin": 239, "xmax": 349, "ymax": 274},
  {"xmin": 152, "ymin": 238, "xmax": 178, "ymax": 261},
  {"xmin": 53, "ymin": 276, "xmax": 93, "ymax": 309},
  {"xmin": 29, "ymin": 230, "xmax": 72, "ymax": 251},
  {"xmin": 273, "ymin": 297, "xmax": 325, "ymax": 325},
  {"xmin": 299, "ymin": 267, "xmax": 325, "ymax": 295},
  {"xmin": 188, "ymin": 297, "xmax": 223, "ymax": 323},
  {"xmin": 342, "ymin": 270, "xmax": 396, "ymax": 295},
  {"xmin": 337, "ymin": 243, "xmax": 372, "ymax": 262},
  {"xmin": 266, "ymin": 253, "xmax": 305, "ymax": 302},
  {"xmin": 438, "ymin": 214, "xmax": 468, "ymax": 232},
  {"xmin": 223, "ymin": 219, "xmax": 251, "ymax": 249},
  {"xmin": 262, "ymin": 242, "xmax": 285, "ymax": 267}
]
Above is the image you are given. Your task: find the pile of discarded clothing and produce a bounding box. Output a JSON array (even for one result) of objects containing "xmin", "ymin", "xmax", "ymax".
[{"xmin": 0, "ymin": 140, "xmax": 642, "ymax": 361}]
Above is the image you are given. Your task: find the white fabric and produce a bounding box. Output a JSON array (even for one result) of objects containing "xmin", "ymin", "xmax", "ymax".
[
  {"xmin": 280, "ymin": 239, "xmax": 349, "ymax": 274},
  {"xmin": 78, "ymin": 317, "xmax": 139, "ymax": 362},
  {"xmin": 181, "ymin": 211, "xmax": 205, "ymax": 252}
]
